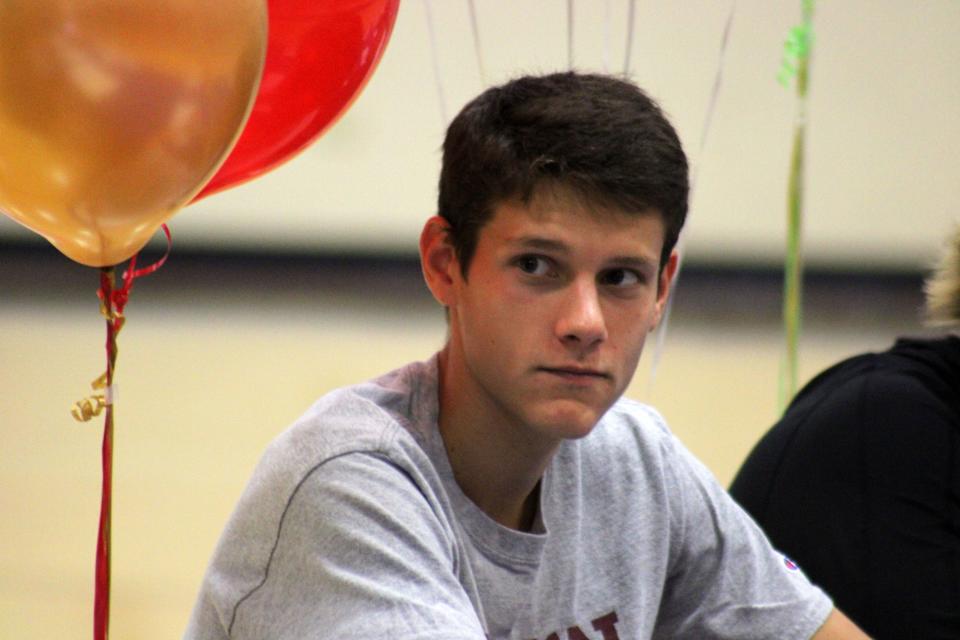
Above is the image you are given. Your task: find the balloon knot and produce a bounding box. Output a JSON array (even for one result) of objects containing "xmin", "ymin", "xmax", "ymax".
[{"xmin": 111, "ymin": 290, "xmax": 130, "ymax": 313}]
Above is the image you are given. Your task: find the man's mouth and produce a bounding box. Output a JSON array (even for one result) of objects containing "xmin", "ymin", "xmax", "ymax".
[{"xmin": 538, "ymin": 366, "xmax": 610, "ymax": 380}]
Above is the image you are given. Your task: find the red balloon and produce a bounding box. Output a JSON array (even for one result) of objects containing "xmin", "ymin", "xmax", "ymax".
[{"xmin": 193, "ymin": 0, "xmax": 399, "ymax": 200}]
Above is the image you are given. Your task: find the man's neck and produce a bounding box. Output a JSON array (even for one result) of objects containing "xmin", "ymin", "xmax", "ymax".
[{"xmin": 436, "ymin": 349, "xmax": 558, "ymax": 532}]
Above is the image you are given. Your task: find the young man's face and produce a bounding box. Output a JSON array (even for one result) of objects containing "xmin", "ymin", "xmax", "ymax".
[{"xmin": 427, "ymin": 190, "xmax": 677, "ymax": 446}]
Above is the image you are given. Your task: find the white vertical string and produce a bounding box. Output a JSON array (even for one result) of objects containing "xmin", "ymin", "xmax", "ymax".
[
  {"xmin": 695, "ymin": 0, "xmax": 736, "ymax": 156},
  {"xmin": 623, "ymin": 0, "xmax": 637, "ymax": 76},
  {"xmin": 466, "ymin": 0, "xmax": 487, "ymax": 86},
  {"xmin": 567, "ymin": 0, "xmax": 575, "ymax": 69},
  {"xmin": 422, "ymin": 0, "xmax": 449, "ymax": 125},
  {"xmin": 646, "ymin": 0, "xmax": 738, "ymax": 394}
]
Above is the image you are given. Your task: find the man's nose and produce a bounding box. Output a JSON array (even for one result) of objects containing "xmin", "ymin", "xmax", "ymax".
[{"xmin": 555, "ymin": 278, "xmax": 607, "ymax": 347}]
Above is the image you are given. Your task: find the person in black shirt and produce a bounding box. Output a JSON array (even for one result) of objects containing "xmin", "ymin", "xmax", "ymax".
[{"xmin": 730, "ymin": 227, "xmax": 960, "ymax": 640}]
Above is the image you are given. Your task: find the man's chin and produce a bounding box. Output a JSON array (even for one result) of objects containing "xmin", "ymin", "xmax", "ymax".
[{"xmin": 529, "ymin": 401, "xmax": 604, "ymax": 440}]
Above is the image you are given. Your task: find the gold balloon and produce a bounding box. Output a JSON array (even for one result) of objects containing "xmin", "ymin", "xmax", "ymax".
[{"xmin": 0, "ymin": 0, "xmax": 267, "ymax": 266}]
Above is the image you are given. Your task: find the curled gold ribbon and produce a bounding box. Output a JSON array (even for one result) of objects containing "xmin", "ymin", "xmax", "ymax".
[
  {"xmin": 72, "ymin": 394, "xmax": 107, "ymax": 422},
  {"xmin": 72, "ymin": 372, "xmax": 111, "ymax": 423}
]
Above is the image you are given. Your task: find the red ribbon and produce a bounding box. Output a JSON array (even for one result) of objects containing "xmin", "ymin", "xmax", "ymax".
[
  {"xmin": 98, "ymin": 223, "xmax": 173, "ymax": 325},
  {"xmin": 93, "ymin": 269, "xmax": 116, "ymax": 640},
  {"xmin": 92, "ymin": 224, "xmax": 171, "ymax": 640}
]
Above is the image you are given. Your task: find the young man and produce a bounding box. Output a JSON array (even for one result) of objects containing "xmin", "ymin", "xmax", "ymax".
[{"xmin": 186, "ymin": 72, "xmax": 867, "ymax": 639}]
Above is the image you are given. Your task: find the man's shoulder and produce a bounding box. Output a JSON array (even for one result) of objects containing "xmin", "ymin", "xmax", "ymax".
[
  {"xmin": 252, "ymin": 357, "xmax": 440, "ymax": 493},
  {"xmin": 282, "ymin": 356, "xmax": 438, "ymax": 449}
]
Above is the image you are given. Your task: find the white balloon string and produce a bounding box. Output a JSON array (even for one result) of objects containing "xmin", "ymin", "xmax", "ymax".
[
  {"xmin": 567, "ymin": 0, "xmax": 575, "ymax": 69},
  {"xmin": 422, "ymin": 0, "xmax": 449, "ymax": 125},
  {"xmin": 696, "ymin": 0, "xmax": 736, "ymax": 155},
  {"xmin": 466, "ymin": 0, "xmax": 487, "ymax": 86},
  {"xmin": 623, "ymin": 0, "xmax": 637, "ymax": 76},
  {"xmin": 646, "ymin": 0, "xmax": 738, "ymax": 394}
]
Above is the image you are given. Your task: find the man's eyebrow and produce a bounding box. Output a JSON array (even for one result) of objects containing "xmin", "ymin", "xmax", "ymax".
[
  {"xmin": 509, "ymin": 236, "xmax": 571, "ymax": 253},
  {"xmin": 607, "ymin": 256, "xmax": 658, "ymax": 272}
]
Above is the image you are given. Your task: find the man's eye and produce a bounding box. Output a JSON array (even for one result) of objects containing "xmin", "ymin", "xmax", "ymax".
[
  {"xmin": 600, "ymin": 269, "xmax": 641, "ymax": 287},
  {"xmin": 517, "ymin": 255, "xmax": 552, "ymax": 276}
]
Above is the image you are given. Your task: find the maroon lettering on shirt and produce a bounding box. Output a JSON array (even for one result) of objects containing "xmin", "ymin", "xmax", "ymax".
[
  {"xmin": 527, "ymin": 609, "xmax": 621, "ymax": 640},
  {"xmin": 566, "ymin": 626, "xmax": 591, "ymax": 640},
  {"xmin": 591, "ymin": 611, "xmax": 620, "ymax": 640}
]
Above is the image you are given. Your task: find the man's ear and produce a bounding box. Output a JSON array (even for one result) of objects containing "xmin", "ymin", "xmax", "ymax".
[
  {"xmin": 652, "ymin": 249, "xmax": 679, "ymax": 328},
  {"xmin": 419, "ymin": 216, "xmax": 459, "ymax": 306}
]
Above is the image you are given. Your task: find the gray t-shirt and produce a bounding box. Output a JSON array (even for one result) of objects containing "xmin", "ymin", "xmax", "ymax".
[{"xmin": 186, "ymin": 356, "xmax": 832, "ymax": 639}]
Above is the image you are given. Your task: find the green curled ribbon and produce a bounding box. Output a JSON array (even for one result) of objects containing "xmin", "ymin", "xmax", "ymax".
[{"xmin": 778, "ymin": 0, "xmax": 816, "ymax": 88}]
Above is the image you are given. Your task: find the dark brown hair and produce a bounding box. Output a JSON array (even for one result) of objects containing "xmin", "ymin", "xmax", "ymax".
[{"xmin": 438, "ymin": 71, "xmax": 689, "ymax": 276}]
